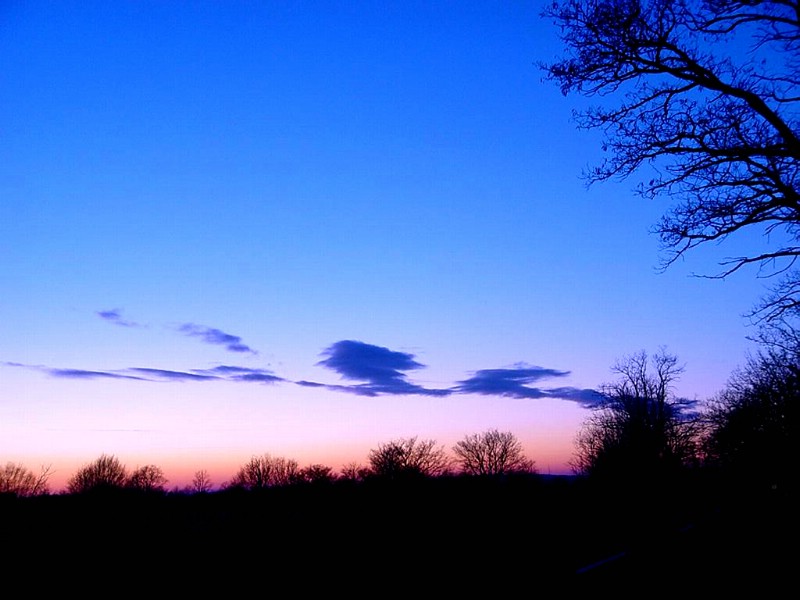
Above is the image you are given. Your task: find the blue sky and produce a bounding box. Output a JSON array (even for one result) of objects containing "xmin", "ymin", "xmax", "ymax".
[{"xmin": 0, "ymin": 1, "xmax": 768, "ymax": 490}]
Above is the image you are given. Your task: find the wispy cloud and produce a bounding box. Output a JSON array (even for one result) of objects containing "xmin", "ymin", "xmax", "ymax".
[
  {"xmin": 191, "ymin": 365, "xmax": 284, "ymax": 383},
  {"xmin": 178, "ymin": 323, "xmax": 257, "ymax": 354},
  {"xmin": 2, "ymin": 362, "xmax": 149, "ymax": 381},
  {"xmin": 2, "ymin": 362, "xmax": 282, "ymax": 384},
  {"xmin": 303, "ymin": 340, "xmax": 451, "ymax": 397},
  {"xmin": 47, "ymin": 368, "xmax": 149, "ymax": 381},
  {"xmin": 96, "ymin": 311, "xmax": 257, "ymax": 356},
  {"xmin": 96, "ymin": 309, "xmax": 142, "ymax": 328},
  {"xmin": 127, "ymin": 368, "xmax": 219, "ymax": 382},
  {"xmin": 3, "ymin": 339, "xmax": 602, "ymax": 405}
]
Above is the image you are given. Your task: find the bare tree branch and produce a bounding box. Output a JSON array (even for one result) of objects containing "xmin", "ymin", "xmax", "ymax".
[{"xmin": 542, "ymin": 0, "xmax": 800, "ymax": 322}]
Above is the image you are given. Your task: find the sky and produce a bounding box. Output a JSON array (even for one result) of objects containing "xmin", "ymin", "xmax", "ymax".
[{"xmin": 1, "ymin": 1, "xmax": 771, "ymax": 492}]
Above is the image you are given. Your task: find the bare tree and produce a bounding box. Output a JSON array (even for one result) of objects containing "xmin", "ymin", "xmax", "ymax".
[
  {"xmin": 452, "ymin": 429, "xmax": 536, "ymax": 476},
  {"xmin": 572, "ymin": 348, "xmax": 700, "ymax": 481},
  {"xmin": 367, "ymin": 436, "xmax": 451, "ymax": 480},
  {"xmin": 542, "ymin": 1, "xmax": 800, "ymax": 322},
  {"xmin": 127, "ymin": 464, "xmax": 168, "ymax": 493},
  {"xmin": 608, "ymin": 347, "xmax": 685, "ymax": 412},
  {"xmin": 339, "ymin": 462, "xmax": 370, "ymax": 482},
  {"xmin": 191, "ymin": 469, "xmax": 213, "ymax": 493},
  {"xmin": 0, "ymin": 462, "xmax": 51, "ymax": 497},
  {"xmin": 226, "ymin": 454, "xmax": 300, "ymax": 490},
  {"xmin": 66, "ymin": 454, "xmax": 128, "ymax": 494}
]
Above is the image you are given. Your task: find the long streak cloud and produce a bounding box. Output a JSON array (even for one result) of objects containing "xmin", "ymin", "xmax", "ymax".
[{"xmin": 2, "ymin": 336, "xmax": 603, "ymax": 406}]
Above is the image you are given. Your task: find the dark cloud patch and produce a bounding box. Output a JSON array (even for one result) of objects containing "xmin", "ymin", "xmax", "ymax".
[
  {"xmin": 96, "ymin": 309, "xmax": 141, "ymax": 328},
  {"xmin": 545, "ymin": 387, "xmax": 607, "ymax": 408},
  {"xmin": 453, "ymin": 365, "xmax": 603, "ymax": 406},
  {"xmin": 192, "ymin": 365, "xmax": 284, "ymax": 384},
  {"xmin": 317, "ymin": 340, "xmax": 424, "ymax": 381},
  {"xmin": 310, "ymin": 340, "xmax": 451, "ymax": 396},
  {"xmin": 673, "ymin": 397, "xmax": 702, "ymax": 416},
  {"xmin": 454, "ymin": 365, "xmax": 571, "ymax": 397},
  {"xmin": 178, "ymin": 323, "xmax": 257, "ymax": 354}
]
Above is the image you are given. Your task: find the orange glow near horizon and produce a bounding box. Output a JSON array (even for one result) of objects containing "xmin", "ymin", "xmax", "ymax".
[{"xmin": 28, "ymin": 428, "xmax": 577, "ymax": 494}]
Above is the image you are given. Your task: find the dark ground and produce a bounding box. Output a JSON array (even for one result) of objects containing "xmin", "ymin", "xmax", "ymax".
[{"xmin": 1, "ymin": 474, "xmax": 793, "ymax": 594}]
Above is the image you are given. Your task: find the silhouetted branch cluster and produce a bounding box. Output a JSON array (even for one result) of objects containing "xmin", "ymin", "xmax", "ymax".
[
  {"xmin": 366, "ymin": 436, "xmax": 452, "ymax": 480},
  {"xmin": 65, "ymin": 454, "xmax": 168, "ymax": 495},
  {"xmin": 0, "ymin": 462, "xmax": 51, "ymax": 497},
  {"xmin": 571, "ymin": 348, "xmax": 701, "ymax": 483},
  {"xmin": 452, "ymin": 428, "xmax": 537, "ymax": 475},
  {"xmin": 224, "ymin": 454, "xmax": 300, "ymax": 490},
  {"xmin": 702, "ymin": 339, "xmax": 800, "ymax": 489},
  {"xmin": 542, "ymin": 0, "xmax": 800, "ymax": 322}
]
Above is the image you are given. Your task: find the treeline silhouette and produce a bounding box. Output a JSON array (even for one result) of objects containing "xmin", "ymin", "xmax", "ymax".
[
  {"xmin": 1, "ymin": 346, "xmax": 795, "ymax": 591},
  {"xmin": 0, "ymin": 463, "xmax": 790, "ymax": 593}
]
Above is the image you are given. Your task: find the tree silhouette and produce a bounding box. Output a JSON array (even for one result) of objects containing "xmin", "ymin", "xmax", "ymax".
[
  {"xmin": 127, "ymin": 464, "xmax": 168, "ymax": 493},
  {"xmin": 542, "ymin": 1, "xmax": 800, "ymax": 322},
  {"xmin": 367, "ymin": 436, "xmax": 451, "ymax": 480},
  {"xmin": 191, "ymin": 469, "xmax": 213, "ymax": 493},
  {"xmin": 0, "ymin": 462, "xmax": 51, "ymax": 497},
  {"xmin": 452, "ymin": 429, "xmax": 536, "ymax": 476},
  {"xmin": 339, "ymin": 462, "xmax": 370, "ymax": 482},
  {"xmin": 66, "ymin": 454, "xmax": 128, "ymax": 494},
  {"xmin": 296, "ymin": 464, "xmax": 336, "ymax": 484},
  {"xmin": 703, "ymin": 340, "xmax": 799, "ymax": 491},
  {"xmin": 572, "ymin": 349, "xmax": 700, "ymax": 483},
  {"xmin": 225, "ymin": 454, "xmax": 300, "ymax": 490}
]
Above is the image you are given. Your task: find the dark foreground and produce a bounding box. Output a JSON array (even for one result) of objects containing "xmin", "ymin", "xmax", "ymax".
[{"xmin": 1, "ymin": 474, "xmax": 793, "ymax": 594}]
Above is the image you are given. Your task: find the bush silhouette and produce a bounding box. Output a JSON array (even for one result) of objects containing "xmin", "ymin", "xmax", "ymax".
[
  {"xmin": 66, "ymin": 454, "xmax": 128, "ymax": 494},
  {"xmin": 452, "ymin": 429, "xmax": 536, "ymax": 476}
]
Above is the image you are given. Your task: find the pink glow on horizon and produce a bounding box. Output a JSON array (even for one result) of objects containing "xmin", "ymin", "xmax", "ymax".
[{"xmin": 23, "ymin": 427, "xmax": 577, "ymax": 494}]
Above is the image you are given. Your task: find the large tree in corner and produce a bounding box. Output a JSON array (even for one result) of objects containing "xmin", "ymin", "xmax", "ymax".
[{"xmin": 542, "ymin": 0, "xmax": 800, "ymax": 323}]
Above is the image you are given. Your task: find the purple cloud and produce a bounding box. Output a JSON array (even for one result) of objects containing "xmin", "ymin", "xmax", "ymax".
[
  {"xmin": 1, "ymin": 362, "xmax": 150, "ymax": 381},
  {"xmin": 454, "ymin": 365, "xmax": 605, "ymax": 407},
  {"xmin": 307, "ymin": 340, "xmax": 451, "ymax": 396},
  {"xmin": 96, "ymin": 309, "xmax": 141, "ymax": 328},
  {"xmin": 455, "ymin": 365, "xmax": 570, "ymax": 395},
  {"xmin": 542, "ymin": 387, "xmax": 607, "ymax": 408},
  {"xmin": 48, "ymin": 368, "xmax": 149, "ymax": 381},
  {"xmin": 3, "ymin": 340, "xmax": 605, "ymax": 406},
  {"xmin": 2, "ymin": 361, "xmax": 283, "ymax": 384},
  {"xmin": 127, "ymin": 368, "xmax": 220, "ymax": 382},
  {"xmin": 178, "ymin": 323, "xmax": 257, "ymax": 354},
  {"xmin": 192, "ymin": 365, "xmax": 284, "ymax": 384}
]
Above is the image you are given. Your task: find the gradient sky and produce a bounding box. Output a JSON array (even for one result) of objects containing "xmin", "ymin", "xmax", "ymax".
[{"xmin": 1, "ymin": 1, "xmax": 770, "ymax": 492}]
